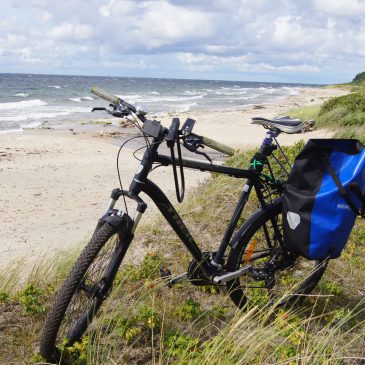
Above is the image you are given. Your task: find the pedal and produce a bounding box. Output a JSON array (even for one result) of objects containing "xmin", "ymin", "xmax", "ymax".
[
  {"xmin": 160, "ymin": 267, "xmax": 188, "ymax": 288},
  {"xmin": 160, "ymin": 266, "xmax": 172, "ymax": 279},
  {"xmin": 167, "ymin": 272, "xmax": 188, "ymax": 288}
]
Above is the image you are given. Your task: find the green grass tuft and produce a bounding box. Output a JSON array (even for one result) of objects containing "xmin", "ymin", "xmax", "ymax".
[
  {"xmin": 287, "ymin": 104, "xmax": 321, "ymax": 121},
  {"xmin": 315, "ymin": 91, "xmax": 365, "ymax": 141}
]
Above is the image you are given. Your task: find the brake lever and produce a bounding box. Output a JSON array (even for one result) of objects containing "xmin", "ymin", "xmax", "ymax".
[
  {"xmin": 183, "ymin": 135, "xmax": 212, "ymax": 163},
  {"xmin": 92, "ymin": 106, "xmax": 116, "ymax": 116},
  {"xmin": 194, "ymin": 149, "xmax": 212, "ymax": 163},
  {"xmin": 92, "ymin": 107, "xmax": 107, "ymax": 112}
]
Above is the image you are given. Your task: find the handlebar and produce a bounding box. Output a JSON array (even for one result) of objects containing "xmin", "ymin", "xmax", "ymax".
[
  {"xmin": 91, "ymin": 86, "xmax": 121, "ymax": 105},
  {"xmin": 201, "ymin": 136, "xmax": 235, "ymax": 156},
  {"xmin": 91, "ymin": 85, "xmax": 236, "ymax": 157},
  {"xmin": 91, "ymin": 86, "xmax": 138, "ymax": 114}
]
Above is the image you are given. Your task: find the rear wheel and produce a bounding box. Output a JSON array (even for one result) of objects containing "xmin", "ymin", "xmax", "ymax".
[
  {"xmin": 227, "ymin": 202, "xmax": 328, "ymax": 308},
  {"xmin": 40, "ymin": 222, "xmax": 132, "ymax": 363}
]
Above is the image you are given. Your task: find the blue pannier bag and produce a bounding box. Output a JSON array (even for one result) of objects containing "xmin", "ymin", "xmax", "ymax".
[{"xmin": 283, "ymin": 139, "xmax": 365, "ymax": 260}]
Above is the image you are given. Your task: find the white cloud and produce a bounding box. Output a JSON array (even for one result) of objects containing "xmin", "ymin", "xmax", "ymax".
[
  {"xmin": 177, "ymin": 52, "xmax": 320, "ymax": 74},
  {"xmin": 40, "ymin": 11, "xmax": 52, "ymax": 22},
  {"xmin": 313, "ymin": 0, "xmax": 365, "ymax": 16},
  {"xmin": 6, "ymin": 33, "xmax": 26, "ymax": 47},
  {"xmin": 98, "ymin": 0, "xmax": 216, "ymax": 50},
  {"xmin": 48, "ymin": 23, "xmax": 95, "ymax": 41},
  {"xmin": 99, "ymin": 0, "xmax": 135, "ymax": 17}
]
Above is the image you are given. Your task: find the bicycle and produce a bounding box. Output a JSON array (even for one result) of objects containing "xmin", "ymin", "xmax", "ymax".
[{"xmin": 39, "ymin": 87, "xmax": 328, "ymax": 362}]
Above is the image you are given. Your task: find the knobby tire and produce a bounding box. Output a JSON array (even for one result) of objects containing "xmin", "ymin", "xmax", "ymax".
[{"xmin": 39, "ymin": 222, "xmax": 126, "ymax": 363}]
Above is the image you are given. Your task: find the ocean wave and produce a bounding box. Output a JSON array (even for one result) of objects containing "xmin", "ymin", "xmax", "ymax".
[
  {"xmin": 183, "ymin": 90, "xmax": 202, "ymax": 95},
  {"xmin": 177, "ymin": 102, "xmax": 198, "ymax": 112},
  {"xmin": 223, "ymin": 95, "xmax": 256, "ymax": 100},
  {"xmin": 142, "ymin": 94, "xmax": 204, "ymax": 103},
  {"xmin": 22, "ymin": 121, "xmax": 43, "ymax": 130},
  {"xmin": 115, "ymin": 94, "xmax": 143, "ymax": 101},
  {"xmin": 0, "ymin": 99, "xmax": 47, "ymax": 111},
  {"xmin": 68, "ymin": 96, "xmax": 95, "ymax": 102},
  {"xmin": 214, "ymin": 89, "xmax": 250, "ymax": 96},
  {"xmin": 148, "ymin": 91, "xmax": 160, "ymax": 95},
  {"xmin": 0, "ymin": 106, "xmax": 91, "ymax": 122},
  {"xmin": 48, "ymin": 85, "xmax": 62, "ymax": 89},
  {"xmin": 0, "ymin": 128, "xmax": 24, "ymax": 134},
  {"xmin": 240, "ymin": 94, "xmax": 260, "ymax": 100},
  {"xmin": 14, "ymin": 93, "xmax": 30, "ymax": 98}
]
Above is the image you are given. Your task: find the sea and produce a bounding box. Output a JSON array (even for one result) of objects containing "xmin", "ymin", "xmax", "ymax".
[{"xmin": 0, "ymin": 73, "xmax": 318, "ymax": 133}]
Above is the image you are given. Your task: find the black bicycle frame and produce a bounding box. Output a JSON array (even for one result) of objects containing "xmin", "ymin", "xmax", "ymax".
[{"xmin": 124, "ymin": 135, "xmax": 269, "ymax": 277}]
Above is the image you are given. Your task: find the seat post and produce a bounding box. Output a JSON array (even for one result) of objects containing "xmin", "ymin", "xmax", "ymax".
[{"xmin": 261, "ymin": 130, "xmax": 280, "ymax": 148}]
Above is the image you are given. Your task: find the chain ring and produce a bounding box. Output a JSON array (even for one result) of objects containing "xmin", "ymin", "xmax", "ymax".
[{"xmin": 187, "ymin": 253, "xmax": 212, "ymax": 286}]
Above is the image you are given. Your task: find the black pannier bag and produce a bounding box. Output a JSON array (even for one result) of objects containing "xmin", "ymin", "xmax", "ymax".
[{"xmin": 283, "ymin": 139, "xmax": 365, "ymax": 260}]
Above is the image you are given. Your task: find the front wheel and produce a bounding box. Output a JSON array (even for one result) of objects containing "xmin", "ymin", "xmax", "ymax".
[
  {"xmin": 226, "ymin": 202, "xmax": 328, "ymax": 308},
  {"xmin": 39, "ymin": 222, "xmax": 132, "ymax": 363}
]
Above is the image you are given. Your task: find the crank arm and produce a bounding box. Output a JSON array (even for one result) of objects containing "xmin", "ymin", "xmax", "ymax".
[
  {"xmin": 166, "ymin": 272, "xmax": 188, "ymax": 287},
  {"xmin": 212, "ymin": 265, "xmax": 251, "ymax": 285}
]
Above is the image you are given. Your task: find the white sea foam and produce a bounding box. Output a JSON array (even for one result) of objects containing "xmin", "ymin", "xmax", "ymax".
[
  {"xmin": 0, "ymin": 107, "xmax": 91, "ymax": 123},
  {"xmin": 22, "ymin": 121, "xmax": 43, "ymax": 130},
  {"xmin": 214, "ymin": 88, "xmax": 250, "ymax": 96},
  {"xmin": 241, "ymin": 94, "xmax": 260, "ymax": 100},
  {"xmin": 48, "ymin": 85, "xmax": 61, "ymax": 89},
  {"xmin": 0, "ymin": 99, "xmax": 47, "ymax": 111},
  {"xmin": 115, "ymin": 94, "xmax": 143, "ymax": 101},
  {"xmin": 68, "ymin": 96, "xmax": 94, "ymax": 102},
  {"xmin": 142, "ymin": 94, "xmax": 204, "ymax": 103},
  {"xmin": 0, "ymin": 128, "xmax": 24, "ymax": 134},
  {"xmin": 14, "ymin": 93, "xmax": 30, "ymax": 98},
  {"xmin": 183, "ymin": 90, "xmax": 201, "ymax": 95},
  {"xmin": 177, "ymin": 102, "xmax": 198, "ymax": 112},
  {"xmin": 149, "ymin": 91, "xmax": 160, "ymax": 95}
]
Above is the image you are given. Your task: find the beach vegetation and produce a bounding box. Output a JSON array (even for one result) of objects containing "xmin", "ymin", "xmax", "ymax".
[
  {"xmin": 173, "ymin": 298, "xmax": 202, "ymax": 321},
  {"xmin": 316, "ymin": 91, "xmax": 365, "ymax": 141},
  {"xmin": 0, "ymin": 145, "xmax": 365, "ymax": 364},
  {"xmin": 287, "ymin": 73, "xmax": 365, "ymax": 141},
  {"xmin": 17, "ymin": 284, "xmax": 47, "ymax": 315},
  {"xmin": 351, "ymin": 71, "xmax": 365, "ymax": 85},
  {"xmin": 0, "ymin": 290, "xmax": 9, "ymax": 304},
  {"xmin": 287, "ymin": 104, "xmax": 321, "ymax": 122}
]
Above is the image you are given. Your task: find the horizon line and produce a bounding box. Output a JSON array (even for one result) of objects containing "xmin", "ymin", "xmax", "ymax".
[{"xmin": 0, "ymin": 71, "xmax": 326, "ymax": 86}]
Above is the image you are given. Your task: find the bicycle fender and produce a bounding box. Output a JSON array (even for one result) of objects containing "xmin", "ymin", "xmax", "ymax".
[{"xmin": 230, "ymin": 199, "xmax": 282, "ymax": 250}]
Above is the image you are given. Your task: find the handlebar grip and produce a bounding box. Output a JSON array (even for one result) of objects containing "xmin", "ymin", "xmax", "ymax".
[
  {"xmin": 202, "ymin": 136, "xmax": 235, "ymax": 156},
  {"xmin": 91, "ymin": 86, "xmax": 121, "ymax": 105}
]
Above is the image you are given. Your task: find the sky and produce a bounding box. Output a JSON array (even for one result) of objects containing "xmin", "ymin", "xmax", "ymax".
[{"xmin": 0, "ymin": 0, "xmax": 365, "ymax": 84}]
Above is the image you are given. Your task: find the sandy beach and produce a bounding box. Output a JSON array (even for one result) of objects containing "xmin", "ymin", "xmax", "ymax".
[{"xmin": 0, "ymin": 86, "xmax": 348, "ymax": 268}]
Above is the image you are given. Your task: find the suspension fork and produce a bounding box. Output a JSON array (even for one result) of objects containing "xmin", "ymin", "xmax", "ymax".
[
  {"xmin": 94, "ymin": 189, "xmax": 148, "ymax": 294},
  {"xmin": 101, "ymin": 231, "xmax": 134, "ymax": 294}
]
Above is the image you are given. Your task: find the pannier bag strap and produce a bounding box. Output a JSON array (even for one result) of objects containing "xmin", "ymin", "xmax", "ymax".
[
  {"xmin": 325, "ymin": 159, "xmax": 361, "ymax": 216},
  {"xmin": 348, "ymin": 182, "xmax": 365, "ymax": 217}
]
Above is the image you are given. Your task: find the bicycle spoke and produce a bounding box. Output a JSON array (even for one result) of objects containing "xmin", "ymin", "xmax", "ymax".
[{"xmin": 230, "ymin": 208, "xmax": 325, "ymax": 307}]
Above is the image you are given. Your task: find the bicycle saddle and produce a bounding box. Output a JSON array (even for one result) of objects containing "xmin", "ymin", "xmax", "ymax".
[{"xmin": 251, "ymin": 116, "xmax": 303, "ymax": 134}]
